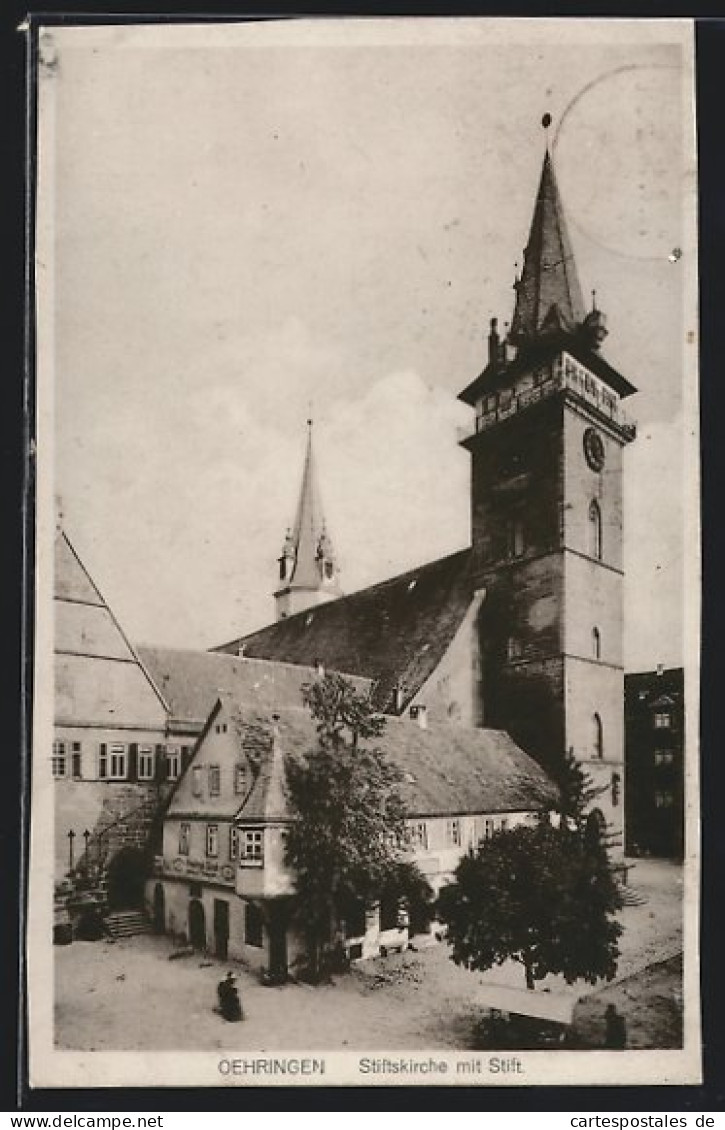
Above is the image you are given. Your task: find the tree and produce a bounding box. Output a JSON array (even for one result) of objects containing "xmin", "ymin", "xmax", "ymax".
[
  {"xmin": 437, "ymin": 762, "xmax": 623, "ymax": 990},
  {"xmin": 285, "ymin": 672, "xmax": 429, "ymax": 980}
]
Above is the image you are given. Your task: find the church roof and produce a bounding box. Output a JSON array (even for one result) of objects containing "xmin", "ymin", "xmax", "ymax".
[
  {"xmin": 214, "ymin": 547, "xmax": 475, "ymax": 714},
  {"xmin": 459, "ymin": 147, "xmax": 636, "ymax": 406},
  {"xmin": 138, "ymin": 645, "xmax": 372, "ymax": 732},
  {"xmin": 510, "ymin": 151, "xmax": 585, "ymax": 342},
  {"xmin": 280, "ymin": 419, "xmax": 339, "ymax": 594}
]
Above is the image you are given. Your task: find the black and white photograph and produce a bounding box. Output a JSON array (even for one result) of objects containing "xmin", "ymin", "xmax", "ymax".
[{"xmin": 29, "ymin": 17, "xmax": 700, "ymax": 1088}]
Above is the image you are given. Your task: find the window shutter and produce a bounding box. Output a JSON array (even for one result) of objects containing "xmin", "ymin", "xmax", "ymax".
[
  {"xmin": 98, "ymin": 743, "xmax": 107, "ymax": 779},
  {"xmin": 155, "ymin": 744, "xmax": 166, "ymax": 783},
  {"xmin": 128, "ymin": 743, "xmax": 138, "ymax": 782}
]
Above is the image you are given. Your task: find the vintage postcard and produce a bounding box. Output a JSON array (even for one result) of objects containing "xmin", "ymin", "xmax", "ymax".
[{"xmin": 28, "ymin": 17, "xmax": 701, "ymax": 1088}]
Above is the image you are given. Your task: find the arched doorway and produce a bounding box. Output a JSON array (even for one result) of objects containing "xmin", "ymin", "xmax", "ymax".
[
  {"xmin": 188, "ymin": 899, "xmax": 206, "ymax": 950},
  {"xmin": 152, "ymin": 884, "xmax": 165, "ymax": 934},
  {"xmin": 106, "ymin": 847, "xmax": 147, "ymax": 910}
]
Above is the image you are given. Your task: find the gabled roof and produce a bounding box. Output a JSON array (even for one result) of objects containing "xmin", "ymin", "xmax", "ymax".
[
  {"xmin": 214, "ymin": 548, "xmax": 475, "ymax": 713},
  {"xmin": 380, "ymin": 713, "xmax": 559, "ymax": 817},
  {"xmin": 138, "ymin": 645, "xmax": 372, "ymax": 731},
  {"xmin": 54, "ymin": 530, "xmax": 169, "ymax": 726},
  {"xmin": 236, "ymin": 707, "xmax": 557, "ymax": 821}
]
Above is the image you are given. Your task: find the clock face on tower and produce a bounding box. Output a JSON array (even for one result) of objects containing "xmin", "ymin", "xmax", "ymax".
[{"xmin": 583, "ymin": 427, "xmax": 605, "ymax": 472}]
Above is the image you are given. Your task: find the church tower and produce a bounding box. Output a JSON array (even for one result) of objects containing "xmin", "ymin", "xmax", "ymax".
[
  {"xmin": 274, "ymin": 419, "xmax": 342, "ymax": 621},
  {"xmin": 458, "ymin": 125, "xmax": 637, "ymax": 846}
]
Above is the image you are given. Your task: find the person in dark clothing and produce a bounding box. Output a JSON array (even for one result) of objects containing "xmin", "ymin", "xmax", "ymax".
[
  {"xmin": 217, "ymin": 971, "xmax": 243, "ymax": 1021},
  {"xmin": 604, "ymin": 1003, "xmax": 627, "ymax": 1049}
]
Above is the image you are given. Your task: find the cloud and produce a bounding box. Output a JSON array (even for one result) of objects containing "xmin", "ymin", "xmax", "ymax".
[{"xmin": 59, "ymin": 365, "xmax": 472, "ymax": 650}]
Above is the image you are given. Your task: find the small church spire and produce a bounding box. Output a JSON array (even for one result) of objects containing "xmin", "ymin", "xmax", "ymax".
[
  {"xmin": 509, "ymin": 122, "xmax": 586, "ymax": 346},
  {"xmin": 275, "ymin": 418, "xmax": 342, "ymax": 621}
]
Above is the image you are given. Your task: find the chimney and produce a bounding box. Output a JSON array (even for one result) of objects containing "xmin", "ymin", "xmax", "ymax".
[
  {"xmin": 313, "ymin": 657, "xmax": 325, "ymax": 678},
  {"xmin": 237, "ymin": 644, "xmax": 246, "ymax": 658},
  {"xmin": 393, "ymin": 685, "xmax": 404, "ymax": 713},
  {"xmin": 410, "ymin": 704, "xmax": 428, "ymax": 730},
  {"xmin": 656, "ymin": 663, "xmax": 664, "ymax": 677},
  {"xmin": 488, "ymin": 317, "xmax": 500, "ymax": 365}
]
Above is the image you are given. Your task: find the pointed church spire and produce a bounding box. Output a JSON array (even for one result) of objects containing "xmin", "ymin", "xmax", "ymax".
[
  {"xmin": 275, "ymin": 418, "xmax": 342, "ymax": 620},
  {"xmin": 509, "ymin": 140, "xmax": 586, "ymax": 345}
]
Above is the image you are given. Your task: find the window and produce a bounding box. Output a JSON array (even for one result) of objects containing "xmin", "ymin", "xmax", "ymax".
[
  {"xmin": 98, "ymin": 744, "xmax": 108, "ymax": 779},
  {"xmin": 179, "ymin": 822, "xmax": 190, "ymax": 855},
  {"xmin": 209, "ymin": 765, "xmax": 221, "ymax": 796},
  {"xmin": 52, "ymin": 741, "xmax": 66, "ymax": 778},
  {"xmin": 166, "ymin": 746, "xmax": 181, "ymax": 781},
  {"xmin": 234, "ymin": 764, "xmax": 248, "ymax": 796},
  {"xmin": 483, "ymin": 818, "xmax": 495, "ymax": 840},
  {"xmin": 245, "ymin": 902, "xmax": 264, "ymax": 948},
  {"xmin": 588, "ymin": 500, "xmax": 602, "ymax": 560},
  {"xmin": 654, "ymin": 712, "xmax": 671, "ymax": 729},
  {"xmin": 108, "ymin": 744, "xmax": 127, "ymax": 780},
  {"xmin": 138, "ymin": 746, "xmax": 154, "ymax": 781},
  {"xmin": 229, "ymin": 826, "xmax": 238, "ymax": 860},
  {"xmin": 500, "ymin": 817, "xmax": 509, "ymax": 832},
  {"xmin": 325, "ymin": 561, "xmax": 334, "ymax": 579},
  {"xmin": 592, "ymin": 627, "xmax": 601, "ymax": 660},
  {"xmin": 593, "ymin": 713, "xmax": 604, "ymax": 759},
  {"xmin": 71, "ymin": 742, "xmax": 82, "ymax": 779},
  {"xmin": 239, "ymin": 828, "xmax": 263, "ymax": 865},
  {"xmin": 206, "ymin": 824, "xmax": 219, "ymax": 857},
  {"xmin": 507, "ymin": 636, "xmax": 522, "ymax": 662},
  {"xmin": 407, "ymin": 821, "xmax": 428, "ymax": 851},
  {"xmin": 655, "ymin": 790, "xmax": 674, "ymax": 809},
  {"xmin": 654, "ymin": 749, "xmax": 674, "ymax": 767},
  {"xmin": 446, "ymin": 819, "xmax": 461, "ymax": 847},
  {"xmin": 192, "ymin": 766, "xmax": 203, "ymax": 797},
  {"xmin": 611, "ymin": 772, "xmax": 621, "ymax": 807}
]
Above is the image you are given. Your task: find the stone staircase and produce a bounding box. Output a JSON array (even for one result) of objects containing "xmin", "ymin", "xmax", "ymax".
[
  {"xmin": 618, "ymin": 885, "xmax": 648, "ymax": 907},
  {"xmin": 104, "ymin": 909, "xmax": 152, "ymax": 939}
]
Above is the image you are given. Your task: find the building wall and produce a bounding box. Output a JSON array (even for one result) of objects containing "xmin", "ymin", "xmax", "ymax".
[
  {"xmin": 409, "ymin": 809, "xmax": 537, "ymax": 895},
  {"xmin": 563, "ymin": 552, "xmax": 623, "ymax": 667},
  {"xmin": 411, "ymin": 591, "xmax": 486, "ymax": 726},
  {"xmin": 54, "ymin": 725, "xmax": 172, "ymax": 881},
  {"xmin": 144, "ymin": 877, "xmax": 298, "ymax": 970},
  {"xmin": 562, "ymin": 401, "xmax": 624, "ymax": 571},
  {"xmin": 624, "ymin": 668, "xmax": 685, "ymax": 858},
  {"xmin": 564, "ymin": 659, "xmax": 624, "ymax": 847}
]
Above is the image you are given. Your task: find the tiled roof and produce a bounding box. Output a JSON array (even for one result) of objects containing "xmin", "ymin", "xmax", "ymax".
[
  {"xmin": 214, "ymin": 548, "xmax": 475, "ymax": 714},
  {"xmin": 138, "ymin": 645, "xmax": 373, "ymax": 731},
  {"xmin": 234, "ymin": 707, "xmax": 558, "ymax": 822}
]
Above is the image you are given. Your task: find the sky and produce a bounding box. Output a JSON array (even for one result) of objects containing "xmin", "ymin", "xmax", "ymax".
[{"xmin": 42, "ymin": 19, "xmax": 697, "ymax": 671}]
